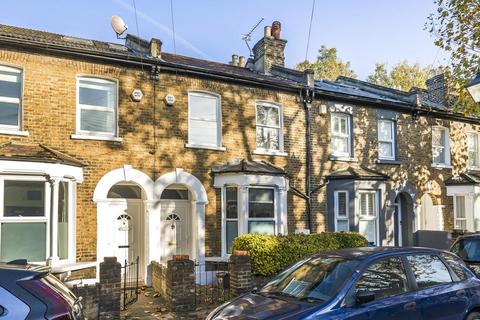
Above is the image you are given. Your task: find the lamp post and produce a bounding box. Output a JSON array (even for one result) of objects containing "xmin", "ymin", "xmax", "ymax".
[{"xmin": 465, "ymin": 70, "xmax": 480, "ymax": 103}]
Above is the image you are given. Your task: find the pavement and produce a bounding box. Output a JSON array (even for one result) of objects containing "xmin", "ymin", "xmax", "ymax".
[{"xmin": 121, "ymin": 287, "xmax": 218, "ymax": 320}]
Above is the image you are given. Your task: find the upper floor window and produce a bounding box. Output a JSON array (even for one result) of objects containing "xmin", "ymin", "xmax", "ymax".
[
  {"xmin": 331, "ymin": 113, "xmax": 352, "ymax": 158},
  {"xmin": 0, "ymin": 65, "xmax": 22, "ymax": 130},
  {"xmin": 467, "ymin": 132, "xmax": 480, "ymax": 168},
  {"xmin": 432, "ymin": 126, "xmax": 451, "ymax": 166},
  {"xmin": 77, "ymin": 77, "xmax": 118, "ymax": 137},
  {"xmin": 256, "ymin": 103, "xmax": 283, "ymax": 152},
  {"xmin": 378, "ymin": 119, "xmax": 396, "ymax": 160},
  {"xmin": 188, "ymin": 92, "xmax": 222, "ymax": 148}
]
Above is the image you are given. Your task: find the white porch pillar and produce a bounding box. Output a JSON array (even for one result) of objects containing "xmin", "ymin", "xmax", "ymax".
[
  {"xmin": 196, "ymin": 202, "xmax": 207, "ymax": 266},
  {"xmin": 146, "ymin": 201, "xmax": 160, "ymax": 264},
  {"xmin": 48, "ymin": 178, "xmax": 60, "ymax": 265},
  {"xmin": 238, "ymin": 186, "xmax": 249, "ymax": 235},
  {"xmin": 278, "ymin": 187, "xmax": 288, "ymax": 235}
]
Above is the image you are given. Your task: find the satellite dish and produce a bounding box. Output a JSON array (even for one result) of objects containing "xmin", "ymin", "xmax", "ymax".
[{"xmin": 111, "ymin": 16, "xmax": 128, "ymax": 37}]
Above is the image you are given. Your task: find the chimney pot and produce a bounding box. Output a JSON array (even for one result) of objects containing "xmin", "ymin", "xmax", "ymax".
[
  {"xmin": 231, "ymin": 54, "xmax": 239, "ymax": 66},
  {"xmin": 238, "ymin": 56, "xmax": 245, "ymax": 67},
  {"xmin": 272, "ymin": 21, "xmax": 281, "ymax": 39},
  {"xmin": 264, "ymin": 26, "xmax": 272, "ymax": 38}
]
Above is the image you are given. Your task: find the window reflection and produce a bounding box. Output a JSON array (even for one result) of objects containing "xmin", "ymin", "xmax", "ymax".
[
  {"xmin": 407, "ymin": 255, "xmax": 452, "ymax": 289},
  {"xmin": 355, "ymin": 257, "xmax": 408, "ymax": 300}
]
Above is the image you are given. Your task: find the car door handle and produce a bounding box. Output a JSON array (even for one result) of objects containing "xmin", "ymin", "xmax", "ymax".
[
  {"xmin": 403, "ymin": 302, "xmax": 416, "ymax": 311},
  {"xmin": 456, "ymin": 289, "xmax": 466, "ymax": 298}
]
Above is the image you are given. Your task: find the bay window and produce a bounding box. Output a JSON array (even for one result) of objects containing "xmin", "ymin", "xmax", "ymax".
[
  {"xmin": 331, "ymin": 113, "xmax": 352, "ymax": 158},
  {"xmin": 454, "ymin": 195, "xmax": 467, "ymax": 230},
  {"xmin": 0, "ymin": 65, "xmax": 22, "ymax": 131},
  {"xmin": 432, "ymin": 126, "xmax": 451, "ymax": 166},
  {"xmin": 334, "ymin": 191, "xmax": 349, "ymax": 232},
  {"xmin": 248, "ymin": 188, "xmax": 275, "ymax": 235},
  {"xmin": 256, "ymin": 102, "xmax": 283, "ymax": 153},
  {"xmin": 225, "ymin": 187, "xmax": 238, "ymax": 254},
  {"xmin": 358, "ymin": 191, "xmax": 378, "ymax": 245},
  {"xmin": 76, "ymin": 77, "xmax": 118, "ymax": 137},
  {"xmin": 187, "ymin": 91, "xmax": 222, "ymax": 149},
  {"xmin": 0, "ymin": 177, "xmax": 75, "ymax": 264},
  {"xmin": 378, "ymin": 119, "xmax": 396, "ymax": 160}
]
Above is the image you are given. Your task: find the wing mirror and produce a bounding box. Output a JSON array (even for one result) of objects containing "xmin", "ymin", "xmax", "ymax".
[{"xmin": 355, "ymin": 291, "xmax": 375, "ymax": 305}]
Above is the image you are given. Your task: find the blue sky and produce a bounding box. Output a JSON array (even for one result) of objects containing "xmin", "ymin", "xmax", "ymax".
[{"xmin": 0, "ymin": 0, "xmax": 447, "ymax": 80}]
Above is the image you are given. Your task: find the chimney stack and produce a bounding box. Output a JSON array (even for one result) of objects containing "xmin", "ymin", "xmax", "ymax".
[
  {"xmin": 251, "ymin": 21, "xmax": 287, "ymax": 74},
  {"xmin": 150, "ymin": 38, "xmax": 162, "ymax": 59},
  {"xmin": 425, "ymin": 73, "xmax": 448, "ymax": 106},
  {"xmin": 238, "ymin": 56, "xmax": 245, "ymax": 67}
]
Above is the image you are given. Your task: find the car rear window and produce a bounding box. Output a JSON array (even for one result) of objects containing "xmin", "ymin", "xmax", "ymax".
[
  {"xmin": 442, "ymin": 253, "xmax": 468, "ymax": 281},
  {"xmin": 407, "ymin": 255, "xmax": 452, "ymax": 289},
  {"xmin": 452, "ymin": 238, "xmax": 480, "ymax": 262}
]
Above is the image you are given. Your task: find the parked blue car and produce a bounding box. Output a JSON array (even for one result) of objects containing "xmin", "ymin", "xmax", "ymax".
[{"xmin": 207, "ymin": 247, "xmax": 480, "ymax": 320}]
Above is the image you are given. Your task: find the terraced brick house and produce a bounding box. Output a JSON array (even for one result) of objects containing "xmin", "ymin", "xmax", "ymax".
[{"xmin": 0, "ymin": 21, "xmax": 478, "ymax": 283}]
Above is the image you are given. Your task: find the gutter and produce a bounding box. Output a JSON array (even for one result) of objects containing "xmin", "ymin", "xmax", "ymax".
[{"xmin": 0, "ymin": 36, "xmax": 301, "ymax": 93}]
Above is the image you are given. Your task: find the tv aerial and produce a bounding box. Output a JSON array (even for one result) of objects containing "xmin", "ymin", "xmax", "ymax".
[
  {"xmin": 111, "ymin": 15, "xmax": 128, "ymax": 38},
  {"xmin": 242, "ymin": 18, "xmax": 264, "ymax": 58}
]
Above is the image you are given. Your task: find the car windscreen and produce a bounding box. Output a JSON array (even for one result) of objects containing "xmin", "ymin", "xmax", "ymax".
[
  {"xmin": 452, "ymin": 238, "xmax": 480, "ymax": 263},
  {"xmin": 259, "ymin": 256, "xmax": 360, "ymax": 302}
]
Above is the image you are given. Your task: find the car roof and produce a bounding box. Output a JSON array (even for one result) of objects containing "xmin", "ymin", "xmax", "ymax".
[
  {"xmin": 455, "ymin": 233, "xmax": 480, "ymax": 240},
  {"xmin": 317, "ymin": 246, "xmax": 451, "ymax": 261},
  {"xmin": 0, "ymin": 262, "xmax": 50, "ymax": 273}
]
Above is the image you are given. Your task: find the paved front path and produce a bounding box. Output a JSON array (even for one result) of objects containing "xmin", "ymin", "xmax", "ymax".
[{"xmin": 121, "ymin": 287, "xmax": 217, "ymax": 320}]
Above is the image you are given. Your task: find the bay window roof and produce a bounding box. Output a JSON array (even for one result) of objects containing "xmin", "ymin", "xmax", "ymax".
[
  {"xmin": 445, "ymin": 171, "xmax": 480, "ymax": 186},
  {"xmin": 212, "ymin": 159, "xmax": 286, "ymax": 176},
  {"xmin": 327, "ymin": 165, "xmax": 389, "ymax": 181},
  {"xmin": 0, "ymin": 142, "xmax": 86, "ymax": 167}
]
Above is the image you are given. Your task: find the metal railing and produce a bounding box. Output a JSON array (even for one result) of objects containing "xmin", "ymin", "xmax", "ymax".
[{"xmin": 121, "ymin": 256, "xmax": 139, "ymax": 310}]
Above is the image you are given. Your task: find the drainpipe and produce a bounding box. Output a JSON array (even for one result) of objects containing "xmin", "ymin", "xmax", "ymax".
[{"xmin": 302, "ymin": 70, "xmax": 315, "ymax": 233}]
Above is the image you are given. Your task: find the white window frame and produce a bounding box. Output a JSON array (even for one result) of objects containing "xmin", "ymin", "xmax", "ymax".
[
  {"xmin": 334, "ymin": 190, "xmax": 349, "ymax": 231},
  {"xmin": 454, "ymin": 195, "xmax": 467, "ymax": 230},
  {"xmin": 186, "ymin": 91, "xmax": 223, "ymax": 150},
  {"xmin": 0, "ymin": 176, "xmax": 76, "ymax": 265},
  {"xmin": 247, "ymin": 186, "xmax": 276, "ymax": 235},
  {"xmin": 377, "ymin": 119, "xmax": 396, "ymax": 160},
  {"xmin": 331, "ymin": 113, "xmax": 352, "ymax": 158},
  {"xmin": 432, "ymin": 126, "xmax": 451, "ymax": 167},
  {"xmin": 75, "ymin": 76, "xmax": 119, "ymax": 139},
  {"xmin": 254, "ymin": 101, "xmax": 285, "ymax": 155},
  {"xmin": 223, "ymin": 186, "xmax": 239, "ymax": 255},
  {"xmin": 0, "ymin": 64, "xmax": 24, "ymax": 133},
  {"xmin": 467, "ymin": 132, "xmax": 480, "ymax": 169},
  {"xmin": 358, "ymin": 191, "xmax": 379, "ymax": 245},
  {"xmin": 0, "ymin": 176, "xmax": 50, "ymax": 264}
]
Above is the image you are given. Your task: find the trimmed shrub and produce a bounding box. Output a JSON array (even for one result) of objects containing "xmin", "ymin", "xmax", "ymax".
[{"xmin": 231, "ymin": 232, "xmax": 368, "ymax": 276}]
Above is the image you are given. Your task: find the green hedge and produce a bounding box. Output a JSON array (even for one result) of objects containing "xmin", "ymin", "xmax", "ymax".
[{"xmin": 231, "ymin": 232, "xmax": 368, "ymax": 276}]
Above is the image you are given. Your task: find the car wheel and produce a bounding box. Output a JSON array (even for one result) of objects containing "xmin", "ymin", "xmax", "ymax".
[{"xmin": 467, "ymin": 312, "xmax": 480, "ymax": 320}]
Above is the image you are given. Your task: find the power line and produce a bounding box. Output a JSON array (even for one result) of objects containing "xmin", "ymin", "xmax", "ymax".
[
  {"xmin": 170, "ymin": 0, "xmax": 177, "ymax": 55},
  {"xmin": 305, "ymin": 0, "xmax": 316, "ymax": 62},
  {"xmin": 132, "ymin": 0, "xmax": 140, "ymax": 37}
]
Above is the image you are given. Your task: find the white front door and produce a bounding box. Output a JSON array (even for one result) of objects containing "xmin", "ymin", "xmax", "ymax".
[
  {"xmin": 161, "ymin": 200, "xmax": 191, "ymax": 260},
  {"xmin": 110, "ymin": 200, "xmax": 145, "ymax": 280}
]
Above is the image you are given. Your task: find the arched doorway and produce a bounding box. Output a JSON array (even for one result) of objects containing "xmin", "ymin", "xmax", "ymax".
[
  {"xmin": 420, "ymin": 194, "xmax": 438, "ymax": 230},
  {"xmin": 106, "ymin": 183, "xmax": 146, "ymax": 280},
  {"xmin": 394, "ymin": 192, "xmax": 415, "ymax": 246},
  {"xmin": 159, "ymin": 184, "xmax": 193, "ymax": 261}
]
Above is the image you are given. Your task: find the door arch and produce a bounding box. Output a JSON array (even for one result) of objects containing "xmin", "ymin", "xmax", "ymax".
[{"xmin": 394, "ymin": 192, "xmax": 415, "ymax": 246}]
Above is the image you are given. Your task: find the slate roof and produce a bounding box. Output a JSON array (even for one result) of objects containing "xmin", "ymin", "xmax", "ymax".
[
  {"xmin": 327, "ymin": 165, "xmax": 389, "ymax": 181},
  {"xmin": 212, "ymin": 159, "xmax": 286, "ymax": 176},
  {"xmin": 0, "ymin": 24, "xmax": 300, "ymax": 89},
  {"xmin": 0, "ymin": 142, "xmax": 86, "ymax": 167},
  {"xmin": 444, "ymin": 171, "xmax": 480, "ymax": 186}
]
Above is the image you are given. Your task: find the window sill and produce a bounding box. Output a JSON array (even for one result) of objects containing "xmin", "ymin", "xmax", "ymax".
[
  {"xmin": 71, "ymin": 134, "xmax": 123, "ymax": 142},
  {"xmin": 252, "ymin": 149, "xmax": 288, "ymax": 157},
  {"xmin": 0, "ymin": 129, "xmax": 29, "ymax": 137},
  {"xmin": 376, "ymin": 159, "xmax": 401, "ymax": 165},
  {"xmin": 185, "ymin": 143, "xmax": 226, "ymax": 151},
  {"xmin": 431, "ymin": 163, "xmax": 453, "ymax": 169},
  {"xmin": 329, "ymin": 155, "xmax": 357, "ymax": 162}
]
